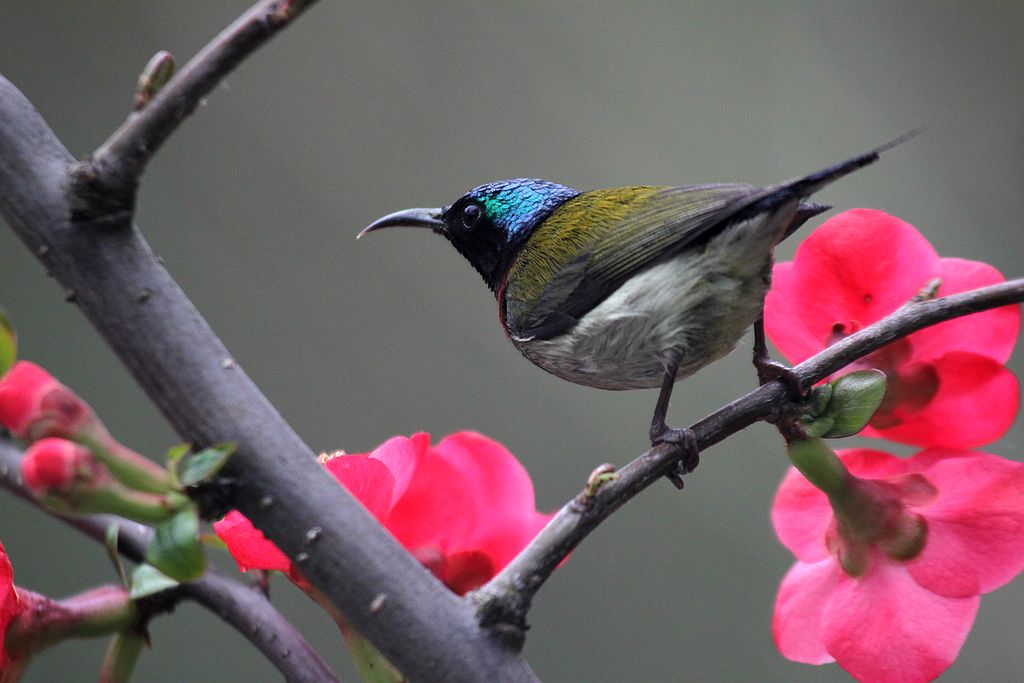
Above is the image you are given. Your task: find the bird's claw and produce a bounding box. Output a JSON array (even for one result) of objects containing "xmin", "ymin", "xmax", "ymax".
[
  {"xmin": 649, "ymin": 424, "xmax": 700, "ymax": 489},
  {"xmin": 754, "ymin": 357, "xmax": 806, "ymax": 401}
]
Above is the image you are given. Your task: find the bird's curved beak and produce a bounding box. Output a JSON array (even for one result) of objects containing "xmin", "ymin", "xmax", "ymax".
[{"xmin": 357, "ymin": 207, "xmax": 445, "ymax": 239}]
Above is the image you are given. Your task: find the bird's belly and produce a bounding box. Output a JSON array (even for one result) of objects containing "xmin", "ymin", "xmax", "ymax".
[{"xmin": 515, "ymin": 246, "xmax": 772, "ymax": 390}]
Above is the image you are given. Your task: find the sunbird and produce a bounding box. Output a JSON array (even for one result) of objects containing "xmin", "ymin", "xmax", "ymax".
[{"xmin": 360, "ymin": 136, "xmax": 910, "ymax": 481}]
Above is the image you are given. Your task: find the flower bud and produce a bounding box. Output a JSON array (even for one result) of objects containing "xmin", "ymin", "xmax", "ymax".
[
  {"xmin": 0, "ymin": 361, "xmax": 171, "ymax": 493},
  {"xmin": 20, "ymin": 438, "xmax": 179, "ymax": 524},
  {"xmin": 0, "ymin": 361, "xmax": 97, "ymax": 442},
  {"xmin": 21, "ymin": 437, "xmax": 107, "ymax": 495}
]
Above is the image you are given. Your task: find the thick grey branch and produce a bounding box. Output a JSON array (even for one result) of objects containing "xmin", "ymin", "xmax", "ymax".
[
  {"xmin": 476, "ymin": 278, "xmax": 1024, "ymax": 628},
  {"xmin": 71, "ymin": 0, "xmax": 318, "ymax": 227},
  {"xmin": 0, "ymin": 73, "xmax": 535, "ymax": 683},
  {"xmin": 0, "ymin": 437, "xmax": 339, "ymax": 683}
]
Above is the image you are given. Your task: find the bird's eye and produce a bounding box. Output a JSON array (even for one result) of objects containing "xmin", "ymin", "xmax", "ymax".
[{"xmin": 461, "ymin": 203, "xmax": 482, "ymax": 229}]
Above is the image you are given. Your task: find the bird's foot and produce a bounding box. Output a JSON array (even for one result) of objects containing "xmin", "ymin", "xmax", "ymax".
[
  {"xmin": 752, "ymin": 317, "xmax": 806, "ymax": 401},
  {"xmin": 649, "ymin": 423, "xmax": 700, "ymax": 490},
  {"xmin": 754, "ymin": 356, "xmax": 806, "ymax": 401}
]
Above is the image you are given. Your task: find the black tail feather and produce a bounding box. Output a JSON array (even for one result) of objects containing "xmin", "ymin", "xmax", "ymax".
[
  {"xmin": 736, "ymin": 128, "xmax": 922, "ymax": 231},
  {"xmin": 785, "ymin": 128, "xmax": 922, "ymax": 199}
]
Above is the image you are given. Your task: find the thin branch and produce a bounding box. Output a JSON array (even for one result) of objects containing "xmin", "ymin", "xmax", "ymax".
[
  {"xmin": 71, "ymin": 0, "xmax": 318, "ymax": 228},
  {"xmin": 475, "ymin": 278, "xmax": 1024, "ymax": 629},
  {"xmin": 0, "ymin": 46, "xmax": 536, "ymax": 683},
  {"xmin": 0, "ymin": 437, "xmax": 340, "ymax": 683}
]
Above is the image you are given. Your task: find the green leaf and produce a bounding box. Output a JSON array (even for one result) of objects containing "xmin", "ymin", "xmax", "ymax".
[
  {"xmin": 105, "ymin": 524, "xmax": 129, "ymax": 588},
  {"xmin": 165, "ymin": 444, "xmax": 190, "ymax": 467},
  {"xmin": 146, "ymin": 507, "xmax": 205, "ymax": 582},
  {"xmin": 178, "ymin": 443, "xmax": 236, "ymax": 487},
  {"xmin": 821, "ymin": 370, "xmax": 887, "ymax": 438},
  {"xmin": 164, "ymin": 443, "xmax": 191, "ymax": 487},
  {"xmin": 802, "ymin": 415, "xmax": 835, "ymax": 439},
  {"xmin": 129, "ymin": 564, "xmax": 179, "ymax": 599},
  {"xmin": 805, "ymin": 382, "xmax": 833, "ymax": 417},
  {"xmin": 0, "ymin": 310, "xmax": 15, "ymax": 375}
]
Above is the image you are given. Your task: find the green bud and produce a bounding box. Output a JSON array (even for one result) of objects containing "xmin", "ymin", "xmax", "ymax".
[
  {"xmin": 800, "ymin": 370, "xmax": 887, "ymax": 439},
  {"xmin": 133, "ymin": 51, "xmax": 176, "ymax": 111}
]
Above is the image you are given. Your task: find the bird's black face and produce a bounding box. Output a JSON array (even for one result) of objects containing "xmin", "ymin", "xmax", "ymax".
[
  {"xmin": 437, "ymin": 192, "xmax": 517, "ymax": 292},
  {"xmin": 360, "ymin": 178, "xmax": 580, "ymax": 292}
]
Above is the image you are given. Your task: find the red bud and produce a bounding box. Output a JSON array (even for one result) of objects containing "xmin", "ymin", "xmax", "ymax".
[{"xmin": 21, "ymin": 438, "xmax": 102, "ymax": 494}]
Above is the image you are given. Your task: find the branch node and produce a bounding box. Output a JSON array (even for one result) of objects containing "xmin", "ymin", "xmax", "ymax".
[
  {"xmin": 67, "ymin": 160, "xmax": 135, "ymax": 231},
  {"xmin": 473, "ymin": 589, "xmax": 528, "ymax": 653},
  {"xmin": 270, "ymin": 0, "xmax": 306, "ymax": 26},
  {"xmin": 914, "ymin": 277, "xmax": 943, "ymax": 302}
]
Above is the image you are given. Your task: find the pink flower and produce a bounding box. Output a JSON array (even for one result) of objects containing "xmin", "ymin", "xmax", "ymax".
[
  {"xmin": 215, "ymin": 432, "xmax": 553, "ymax": 595},
  {"xmin": 0, "ymin": 542, "xmax": 25, "ymax": 679},
  {"xmin": 765, "ymin": 209, "xmax": 1020, "ymax": 448},
  {"xmin": 772, "ymin": 448, "xmax": 1024, "ymax": 682},
  {"xmin": 0, "ymin": 361, "xmax": 96, "ymax": 442}
]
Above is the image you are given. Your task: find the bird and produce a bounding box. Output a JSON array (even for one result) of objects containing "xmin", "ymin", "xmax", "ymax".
[{"xmin": 359, "ymin": 135, "xmax": 912, "ymax": 483}]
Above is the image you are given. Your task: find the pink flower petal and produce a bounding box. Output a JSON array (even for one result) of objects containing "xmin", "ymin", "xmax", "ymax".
[
  {"xmin": 773, "ymin": 559, "xmax": 837, "ymax": 664},
  {"xmin": 322, "ymin": 455, "xmax": 396, "ymax": 520},
  {"xmin": 864, "ymin": 353, "xmax": 1019, "ymax": 448},
  {"xmin": 764, "ymin": 262, "xmax": 826, "ymax": 363},
  {"xmin": 1, "ymin": 541, "xmax": 24, "ymax": 674},
  {"xmin": 838, "ymin": 449, "xmax": 912, "ymax": 478},
  {"xmin": 367, "ymin": 433, "xmax": 430, "ymax": 508},
  {"xmin": 431, "ymin": 432, "xmax": 547, "ymax": 539},
  {"xmin": 439, "ymin": 550, "xmax": 496, "ymax": 595},
  {"xmin": 213, "ymin": 511, "xmax": 292, "ymax": 573},
  {"xmin": 383, "ymin": 448, "xmax": 474, "ymax": 553},
  {"xmin": 907, "ymin": 259, "xmax": 1021, "ymax": 363},
  {"xmin": 822, "ymin": 552, "xmax": 978, "ymax": 683},
  {"xmin": 765, "ymin": 210, "xmax": 940, "ymax": 363},
  {"xmin": 472, "ymin": 511, "xmax": 553, "ymax": 572},
  {"xmin": 904, "ymin": 451, "xmax": 1024, "ymax": 597},
  {"xmin": 772, "ymin": 467, "xmax": 833, "ymax": 562}
]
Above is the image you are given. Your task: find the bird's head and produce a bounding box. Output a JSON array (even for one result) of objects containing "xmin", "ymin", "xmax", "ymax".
[{"xmin": 360, "ymin": 179, "xmax": 579, "ymax": 291}]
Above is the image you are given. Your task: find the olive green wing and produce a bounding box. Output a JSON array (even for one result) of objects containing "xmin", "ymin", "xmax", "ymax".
[
  {"xmin": 502, "ymin": 139, "xmax": 900, "ymax": 341},
  {"xmin": 502, "ymin": 183, "xmax": 763, "ymax": 341}
]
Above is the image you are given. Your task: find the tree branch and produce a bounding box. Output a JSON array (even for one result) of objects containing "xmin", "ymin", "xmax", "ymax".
[
  {"xmin": 475, "ymin": 278, "xmax": 1024, "ymax": 629},
  {"xmin": 0, "ymin": 22, "xmax": 536, "ymax": 683},
  {"xmin": 71, "ymin": 0, "xmax": 319, "ymax": 228},
  {"xmin": 0, "ymin": 436, "xmax": 339, "ymax": 683}
]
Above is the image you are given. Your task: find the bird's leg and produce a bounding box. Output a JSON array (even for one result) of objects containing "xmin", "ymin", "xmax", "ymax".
[
  {"xmin": 752, "ymin": 317, "xmax": 805, "ymax": 400},
  {"xmin": 649, "ymin": 364, "xmax": 700, "ymax": 489}
]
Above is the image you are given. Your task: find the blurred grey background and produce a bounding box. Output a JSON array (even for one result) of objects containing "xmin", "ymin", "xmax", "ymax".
[{"xmin": 2, "ymin": 2, "xmax": 1022, "ymax": 681}]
